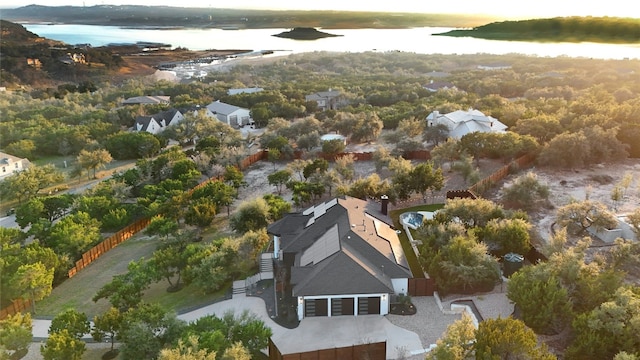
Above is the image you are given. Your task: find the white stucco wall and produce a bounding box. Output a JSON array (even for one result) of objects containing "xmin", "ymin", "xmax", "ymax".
[{"xmin": 391, "ymin": 278, "xmax": 409, "ymax": 295}]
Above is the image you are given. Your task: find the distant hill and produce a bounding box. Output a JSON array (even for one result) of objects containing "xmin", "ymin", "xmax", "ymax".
[
  {"xmin": 0, "ymin": 19, "xmax": 42, "ymax": 42},
  {"xmin": 435, "ymin": 17, "xmax": 640, "ymax": 43},
  {"xmin": 1, "ymin": 5, "xmax": 497, "ymax": 29},
  {"xmin": 0, "ymin": 20, "xmax": 123, "ymax": 88}
]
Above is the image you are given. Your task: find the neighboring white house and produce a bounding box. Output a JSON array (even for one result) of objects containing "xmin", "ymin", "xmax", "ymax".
[
  {"xmin": 0, "ymin": 152, "xmax": 30, "ymax": 180},
  {"xmin": 134, "ymin": 108, "xmax": 183, "ymax": 134},
  {"xmin": 122, "ymin": 95, "xmax": 171, "ymax": 105},
  {"xmin": 268, "ymin": 196, "xmax": 413, "ymax": 321},
  {"xmin": 426, "ymin": 109, "xmax": 508, "ymax": 139},
  {"xmin": 227, "ymin": 87, "xmax": 264, "ymax": 95},
  {"xmin": 206, "ymin": 100, "xmax": 252, "ymax": 127}
]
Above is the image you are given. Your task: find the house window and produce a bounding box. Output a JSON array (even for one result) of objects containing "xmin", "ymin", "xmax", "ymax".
[
  {"xmin": 15, "ymin": 162, "xmax": 19, "ymax": 168},
  {"xmin": 2, "ymin": 167, "xmax": 5, "ymax": 173}
]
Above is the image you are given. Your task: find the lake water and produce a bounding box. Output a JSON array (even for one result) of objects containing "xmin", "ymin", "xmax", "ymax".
[{"xmin": 24, "ymin": 24, "xmax": 640, "ymax": 60}]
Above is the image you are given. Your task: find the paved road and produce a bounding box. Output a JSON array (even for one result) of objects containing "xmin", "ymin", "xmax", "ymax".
[{"xmin": 0, "ymin": 215, "xmax": 18, "ymax": 229}]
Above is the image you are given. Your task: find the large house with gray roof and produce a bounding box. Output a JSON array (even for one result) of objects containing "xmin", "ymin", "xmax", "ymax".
[
  {"xmin": 206, "ymin": 100, "xmax": 253, "ymax": 127},
  {"xmin": 268, "ymin": 196, "xmax": 413, "ymax": 321}
]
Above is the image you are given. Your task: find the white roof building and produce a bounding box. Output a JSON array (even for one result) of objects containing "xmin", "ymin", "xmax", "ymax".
[{"xmin": 426, "ymin": 109, "xmax": 508, "ymax": 139}]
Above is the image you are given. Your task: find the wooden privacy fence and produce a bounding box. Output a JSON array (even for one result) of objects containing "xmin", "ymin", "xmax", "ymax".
[
  {"xmin": 0, "ymin": 298, "xmax": 31, "ymax": 320},
  {"xmin": 319, "ymin": 149, "xmax": 431, "ymax": 162},
  {"xmin": 269, "ymin": 339, "xmax": 386, "ymax": 360},
  {"xmin": 68, "ymin": 217, "xmax": 151, "ymax": 278},
  {"xmin": 408, "ymin": 277, "xmax": 436, "ymax": 296},
  {"xmin": 468, "ymin": 152, "xmax": 536, "ymax": 195}
]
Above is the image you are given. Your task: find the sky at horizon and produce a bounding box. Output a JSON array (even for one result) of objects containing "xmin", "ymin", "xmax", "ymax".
[{"xmin": 2, "ymin": 0, "xmax": 639, "ymax": 19}]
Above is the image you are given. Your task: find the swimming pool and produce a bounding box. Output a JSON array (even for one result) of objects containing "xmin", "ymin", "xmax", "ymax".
[{"xmin": 400, "ymin": 211, "xmax": 435, "ymax": 230}]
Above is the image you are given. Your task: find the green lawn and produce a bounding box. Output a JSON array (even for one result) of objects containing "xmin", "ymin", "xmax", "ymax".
[
  {"xmin": 35, "ymin": 216, "xmax": 237, "ymax": 318},
  {"xmin": 389, "ymin": 203, "xmax": 444, "ymax": 279}
]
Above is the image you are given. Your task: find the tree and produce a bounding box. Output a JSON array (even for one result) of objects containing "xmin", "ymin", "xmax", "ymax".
[
  {"xmin": 556, "ymin": 200, "xmax": 618, "ymax": 234},
  {"xmin": 423, "ymin": 123, "xmax": 450, "ymax": 146},
  {"xmin": 14, "ymin": 262, "xmax": 54, "ymax": 314},
  {"xmin": 182, "ymin": 310, "xmax": 272, "ymax": 357},
  {"xmin": 439, "ymin": 198, "xmax": 505, "ymax": 228},
  {"xmin": 93, "ymin": 260, "xmax": 154, "ymax": 311},
  {"xmin": 481, "ymin": 218, "xmax": 531, "ymax": 256},
  {"xmin": 475, "ymin": 317, "xmax": 555, "ymax": 360},
  {"xmin": 76, "ymin": 148, "xmax": 113, "ymax": 179},
  {"xmin": 321, "ymin": 138, "xmax": 346, "ymax": 157},
  {"xmin": 119, "ymin": 303, "xmax": 185, "ymax": 360},
  {"xmin": 0, "ymin": 312, "xmax": 32, "ymax": 359},
  {"xmin": 263, "ymin": 194, "xmax": 292, "ymax": 221},
  {"xmin": 92, "ymin": 307, "xmax": 124, "ymax": 352},
  {"xmin": 502, "ymin": 172, "xmax": 550, "ymax": 210},
  {"xmin": 303, "ymin": 158, "xmax": 329, "ymax": 180},
  {"xmin": 237, "ymin": 228, "xmax": 270, "ymax": 262},
  {"xmin": 185, "ymin": 198, "xmax": 217, "ymax": 228},
  {"xmin": 5, "ymin": 139, "xmax": 37, "ymax": 159},
  {"xmin": 221, "ymin": 342, "xmax": 251, "ymax": 360},
  {"xmin": 230, "ymin": 198, "xmax": 270, "ymax": 233},
  {"xmin": 627, "ymin": 208, "xmax": 640, "ymax": 237},
  {"xmin": 105, "ymin": 131, "xmax": 161, "ymax": 159},
  {"xmin": 334, "ymin": 154, "xmax": 356, "ymax": 182},
  {"xmin": 425, "ymin": 312, "xmax": 475, "ymax": 360},
  {"xmin": 146, "ymin": 217, "xmax": 179, "ymax": 241},
  {"xmin": 49, "ymin": 309, "xmax": 90, "ymax": 339},
  {"xmin": 566, "ymin": 287, "xmax": 640, "ymax": 360},
  {"xmin": 46, "ymin": 211, "xmax": 101, "ymax": 260},
  {"xmin": 507, "ymin": 265, "xmax": 572, "ymax": 334},
  {"xmin": 268, "ymin": 169, "xmax": 292, "ymax": 195},
  {"xmin": 410, "ymin": 161, "xmax": 445, "ymax": 200},
  {"xmin": 159, "ymin": 335, "xmax": 216, "ymax": 360},
  {"xmin": 40, "ymin": 329, "xmax": 86, "ymax": 360},
  {"xmin": 149, "ymin": 236, "xmax": 196, "ymax": 291},
  {"xmin": 430, "ymin": 138, "xmax": 461, "ymax": 170},
  {"xmin": 224, "ymin": 165, "xmax": 246, "ymax": 191},
  {"xmin": 188, "ymin": 239, "xmax": 239, "ymax": 294},
  {"xmin": 0, "ymin": 164, "xmax": 64, "ymax": 203},
  {"xmin": 429, "ymin": 234, "xmax": 501, "ymax": 294}
]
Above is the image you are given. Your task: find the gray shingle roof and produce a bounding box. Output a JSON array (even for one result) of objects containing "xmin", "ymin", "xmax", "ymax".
[
  {"xmin": 206, "ymin": 100, "xmax": 244, "ymax": 116},
  {"xmin": 269, "ymin": 196, "xmax": 412, "ymax": 297}
]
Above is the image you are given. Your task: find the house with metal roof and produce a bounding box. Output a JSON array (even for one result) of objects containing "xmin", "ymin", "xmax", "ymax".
[
  {"xmin": 206, "ymin": 100, "xmax": 253, "ymax": 127},
  {"xmin": 268, "ymin": 196, "xmax": 413, "ymax": 321},
  {"xmin": 227, "ymin": 87, "xmax": 264, "ymax": 95},
  {"xmin": 426, "ymin": 109, "xmax": 508, "ymax": 139},
  {"xmin": 122, "ymin": 95, "xmax": 171, "ymax": 105}
]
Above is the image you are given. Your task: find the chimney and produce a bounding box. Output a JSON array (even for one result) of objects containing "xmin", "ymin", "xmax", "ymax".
[
  {"xmin": 381, "ymin": 195, "xmax": 389, "ymax": 215},
  {"xmin": 433, "ymin": 110, "xmax": 439, "ymax": 119}
]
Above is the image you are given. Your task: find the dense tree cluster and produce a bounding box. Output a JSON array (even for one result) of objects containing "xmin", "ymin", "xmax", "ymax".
[{"xmin": 416, "ymin": 198, "xmax": 532, "ymax": 294}]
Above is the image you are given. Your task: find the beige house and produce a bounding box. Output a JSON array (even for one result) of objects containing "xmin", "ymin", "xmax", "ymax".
[{"xmin": 0, "ymin": 152, "xmax": 30, "ymax": 180}]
